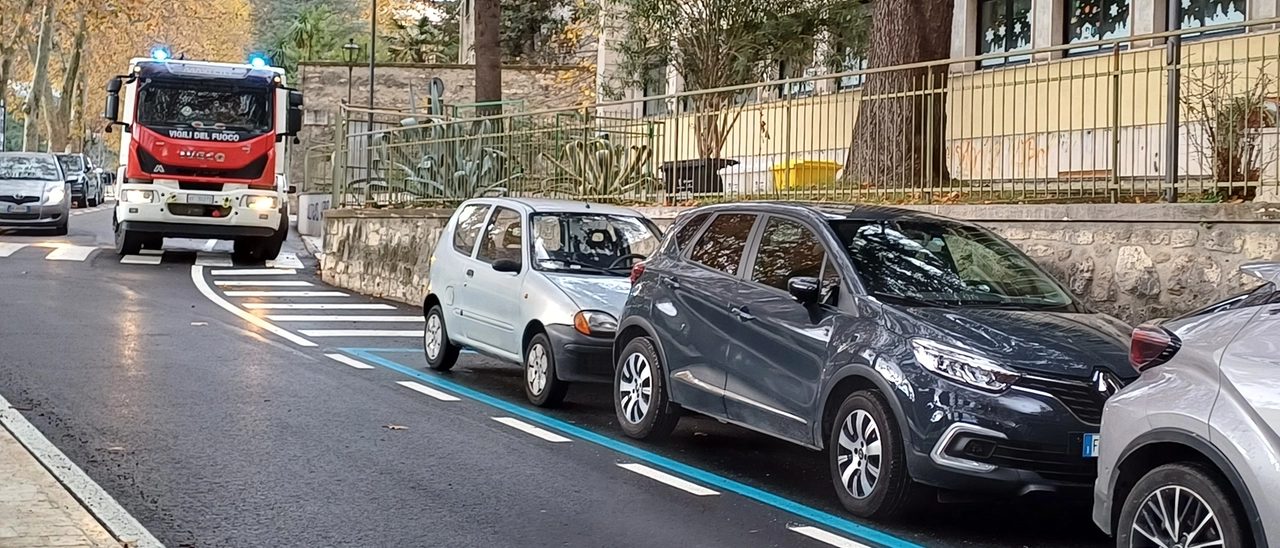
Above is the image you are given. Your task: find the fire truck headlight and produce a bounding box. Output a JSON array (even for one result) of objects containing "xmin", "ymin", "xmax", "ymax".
[
  {"xmin": 121, "ymin": 189, "xmax": 155, "ymax": 204},
  {"xmin": 246, "ymin": 196, "xmax": 278, "ymax": 211}
]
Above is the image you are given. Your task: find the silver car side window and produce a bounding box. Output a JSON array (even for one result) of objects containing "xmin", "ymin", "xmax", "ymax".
[
  {"xmin": 477, "ymin": 207, "xmax": 523, "ymax": 266},
  {"xmin": 452, "ymin": 204, "xmax": 490, "ymax": 256}
]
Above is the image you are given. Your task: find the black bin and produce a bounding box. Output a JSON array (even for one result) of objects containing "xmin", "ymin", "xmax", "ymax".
[{"xmin": 660, "ymin": 158, "xmax": 739, "ymax": 195}]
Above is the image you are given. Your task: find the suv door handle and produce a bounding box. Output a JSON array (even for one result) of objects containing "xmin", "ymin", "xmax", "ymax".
[
  {"xmin": 731, "ymin": 306, "xmax": 755, "ymax": 322},
  {"xmin": 660, "ymin": 276, "xmax": 680, "ymax": 290},
  {"xmin": 466, "ymin": 269, "xmax": 475, "ymax": 277}
]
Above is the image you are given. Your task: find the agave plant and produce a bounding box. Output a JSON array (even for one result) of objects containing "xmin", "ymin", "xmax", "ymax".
[
  {"xmin": 540, "ymin": 138, "xmax": 657, "ymax": 202},
  {"xmin": 390, "ymin": 120, "xmax": 520, "ymax": 206}
]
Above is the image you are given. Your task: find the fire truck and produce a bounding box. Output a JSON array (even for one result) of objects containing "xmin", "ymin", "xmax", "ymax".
[{"xmin": 103, "ymin": 50, "xmax": 303, "ymax": 261}]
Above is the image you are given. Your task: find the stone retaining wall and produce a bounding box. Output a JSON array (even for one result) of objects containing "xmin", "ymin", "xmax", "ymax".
[{"xmin": 321, "ymin": 203, "xmax": 1280, "ymax": 325}]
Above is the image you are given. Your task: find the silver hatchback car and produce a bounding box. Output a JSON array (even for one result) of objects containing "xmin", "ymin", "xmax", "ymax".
[
  {"xmin": 0, "ymin": 152, "xmax": 72, "ymax": 235},
  {"xmin": 423, "ymin": 198, "xmax": 662, "ymax": 406},
  {"xmin": 1093, "ymin": 262, "xmax": 1280, "ymax": 548}
]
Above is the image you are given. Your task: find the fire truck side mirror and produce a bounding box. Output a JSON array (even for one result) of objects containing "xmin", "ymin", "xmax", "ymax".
[
  {"xmin": 104, "ymin": 77, "xmax": 123, "ymax": 127},
  {"xmin": 284, "ymin": 90, "xmax": 304, "ymax": 137}
]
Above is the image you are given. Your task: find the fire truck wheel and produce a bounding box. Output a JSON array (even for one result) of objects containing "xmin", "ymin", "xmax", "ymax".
[
  {"xmin": 232, "ymin": 236, "xmax": 266, "ymax": 263},
  {"xmin": 114, "ymin": 225, "xmax": 142, "ymax": 256},
  {"xmin": 259, "ymin": 214, "xmax": 288, "ymax": 261}
]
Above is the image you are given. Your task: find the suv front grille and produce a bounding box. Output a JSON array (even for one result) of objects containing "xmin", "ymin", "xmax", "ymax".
[
  {"xmin": 946, "ymin": 435, "xmax": 1096, "ymax": 483},
  {"xmin": 1014, "ymin": 375, "xmax": 1113, "ymax": 424}
]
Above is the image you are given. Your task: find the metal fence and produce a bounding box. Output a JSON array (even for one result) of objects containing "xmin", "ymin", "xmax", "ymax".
[{"xmin": 330, "ymin": 18, "xmax": 1280, "ymax": 207}]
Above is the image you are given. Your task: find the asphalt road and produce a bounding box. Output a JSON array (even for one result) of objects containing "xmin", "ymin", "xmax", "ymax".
[{"xmin": 0, "ymin": 205, "xmax": 1110, "ymax": 548}]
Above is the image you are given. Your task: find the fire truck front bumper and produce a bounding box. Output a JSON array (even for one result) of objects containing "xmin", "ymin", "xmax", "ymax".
[{"xmin": 115, "ymin": 185, "xmax": 283, "ymax": 239}]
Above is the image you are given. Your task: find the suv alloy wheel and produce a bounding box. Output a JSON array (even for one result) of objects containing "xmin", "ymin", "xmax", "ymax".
[
  {"xmin": 614, "ymin": 337, "xmax": 680, "ymax": 440},
  {"xmin": 829, "ymin": 390, "xmax": 922, "ymax": 520}
]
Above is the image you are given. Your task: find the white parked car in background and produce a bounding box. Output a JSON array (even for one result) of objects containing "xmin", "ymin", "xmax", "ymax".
[
  {"xmin": 1093, "ymin": 262, "xmax": 1280, "ymax": 548},
  {"xmin": 422, "ymin": 198, "xmax": 663, "ymax": 407}
]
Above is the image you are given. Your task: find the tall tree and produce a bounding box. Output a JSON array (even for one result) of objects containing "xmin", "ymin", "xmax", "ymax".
[
  {"xmin": 473, "ymin": 0, "xmax": 501, "ymax": 114},
  {"xmin": 0, "ymin": 0, "xmax": 38, "ymax": 124},
  {"xmin": 843, "ymin": 0, "xmax": 953, "ymax": 187},
  {"xmin": 23, "ymin": 0, "xmax": 53, "ymax": 152}
]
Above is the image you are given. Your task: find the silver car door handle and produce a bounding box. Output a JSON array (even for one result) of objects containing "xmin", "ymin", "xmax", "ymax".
[
  {"xmin": 731, "ymin": 306, "xmax": 755, "ymax": 321},
  {"xmin": 660, "ymin": 276, "xmax": 680, "ymax": 289}
]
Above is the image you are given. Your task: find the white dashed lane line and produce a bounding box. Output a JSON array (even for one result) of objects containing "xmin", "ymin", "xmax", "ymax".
[
  {"xmin": 210, "ymin": 268, "xmax": 297, "ymax": 275},
  {"xmin": 242, "ymin": 303, "xmax": 394, "ymax": 310},
  {"xmin": 298, "ymin": 329, "xmax": 424, "ymax": 337},
  {"xmin": 616, "ymin": 463, "xmax": 721, "ymax": 497},
  {"xmin": 223, "ymin": 291, "xmax": 347, "ymax": 297},
  {"xmin": 325, "ymin": 353, "xmax": 377, "ymax": 370},
  {"xmin": 265, "ymin": 252, "xmax": 303, "ymax": 269},
  {"xmin": 396, "ymin": 381, "xmax": 462, "ymax": 402},
  {"xmin": 215, "ymin": 280, "xmax": 313, "ymax": 287},
  {"xmin": 43, "ymin": 245, "xmax": 98, "ymax": 261},
  {"xmin": 267, "ymin": 315, "xmax": 423, "ymax": 322},
  {"xmin": 121, "ymin": 255, "xmax": 163, "ymax": 265},
  {"xmin": 0, "ymin": 243, "xmax": 27, "ymax": 257},
  {"xmin": 787, "ymin": 525, "xmax": 873, "ymax": 548},
  {"xmin": 195, "ymin": 252, "xmax": 233, "ymax": 267},
  {"xmin": 491, "ymin": 417, "xmax": 572, "ymax": 443}
]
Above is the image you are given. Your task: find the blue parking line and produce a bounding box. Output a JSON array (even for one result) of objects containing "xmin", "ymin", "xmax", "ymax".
[{"xmin": 341, "ymin": 347, "xmax": 925, "ymax": 548}]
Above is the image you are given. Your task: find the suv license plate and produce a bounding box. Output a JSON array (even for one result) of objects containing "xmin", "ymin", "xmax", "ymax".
[
  {"xmin": 1082, "ymin": 433, "xmax": 1100, "ymax": 458},
  {"xmin": 188, "ymin": 194, "xmax": 214, "ymax": 204}
]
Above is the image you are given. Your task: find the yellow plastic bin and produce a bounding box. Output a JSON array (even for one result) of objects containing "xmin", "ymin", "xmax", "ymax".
[{"xmin": 770, "ymin": 160, "xmax": 842, "ymax": 191}]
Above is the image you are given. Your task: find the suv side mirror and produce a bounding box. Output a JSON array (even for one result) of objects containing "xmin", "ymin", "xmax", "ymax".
[
  {"xmin": 788, "ymin": 276, "xmax": 820, "ymax": 305},
  {"xmin": 492, "ymin": 259, "xmax": 521, "ymax": 273}
]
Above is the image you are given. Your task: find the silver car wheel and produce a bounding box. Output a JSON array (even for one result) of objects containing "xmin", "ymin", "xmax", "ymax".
[
  {"xmin": 837, "ymin": 409, "xmax": 882, "ymax": 500},
  {"xmin": 1131, "ymin": 486, "xmax": 1223, "ymax": 548},
  {"xmin": 617, "ymin": 352, "xmax": 652, "ymax": 424},
  {"xmin": 526, "ymin": 342, "xmax": 549, "ymax": 396},
  {"xmin": 424, "ymin": 313, "xmax": 443, "ymax": 361}
]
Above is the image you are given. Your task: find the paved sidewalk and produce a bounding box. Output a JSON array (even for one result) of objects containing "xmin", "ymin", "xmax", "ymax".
[{"xmin": 0, "ymin": 424, "xmax": 118, "ymax": 548}]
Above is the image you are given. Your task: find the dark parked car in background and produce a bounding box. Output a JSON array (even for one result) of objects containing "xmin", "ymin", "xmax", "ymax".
[
  {"xmin": 613, "ymin": 202, "xmax": 1136, "ymax": 520},
  {"xmin": 56, "ymin": 153, "xmax": 104, "ymax": 208}
]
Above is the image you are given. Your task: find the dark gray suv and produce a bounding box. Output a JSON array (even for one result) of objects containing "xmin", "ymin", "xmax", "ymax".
[{"xmin": 613, "ymin": 202, "xmax": 1136, "ymax": 520}]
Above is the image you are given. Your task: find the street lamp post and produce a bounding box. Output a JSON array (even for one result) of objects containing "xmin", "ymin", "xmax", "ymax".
[
  {"xmin": 366, "ymin": 0, "xmax": 377, "ymax": 191},
  {"xmin": 343, "ymin": 39, "xmax": 360, "ymax": 105}
]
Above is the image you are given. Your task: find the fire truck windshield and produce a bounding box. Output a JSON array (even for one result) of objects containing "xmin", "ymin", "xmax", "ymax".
[{"xmin": 136, "ymin": 80, "xmax": 272, "ymax": 134}]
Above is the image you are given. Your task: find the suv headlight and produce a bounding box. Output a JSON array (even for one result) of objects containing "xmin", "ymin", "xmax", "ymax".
[
  {"xmin": 910, "ymin": 338, "xmax": 1020, "ymax": 392},
  {"xmin": 44, "ymin": 184, "xmax": 66, "ymax": 205},
  {"xmin": 573, "ymin": 310, "xmax": 618, "ymax": 336},
  {"xmin": 121, "ymin": 189, "xmax": 155, "ymax": 203}
]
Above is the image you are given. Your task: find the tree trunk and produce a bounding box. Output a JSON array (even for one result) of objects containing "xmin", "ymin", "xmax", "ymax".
[
  {"xmin": 23, "ymin": 0, "xmax": 54, "ymax": 152},
  {"xmin": 43, "ymin": 9, "xmax": 86, "ymax": 153},
  {"xmin": 473, "ymin": 0, "xmax": 502, "ymax": 116},
  {"xmin": 844, "ymin": 0, "xmax": 953, "ymax": 190},
  {"xmin": 0, "ymin": 0, "xmax": 37, "ymax": 114}
]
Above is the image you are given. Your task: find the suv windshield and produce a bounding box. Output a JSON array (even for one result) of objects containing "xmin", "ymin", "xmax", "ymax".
[
  {"xmin": 0, "ymin": 155, "xmax": 61, "ymax": 181},
  {"xmin": 830, "ymin": 219, "xmax": 1075, "ymax": 310},
  {"xmin": 531, "ymin": 213, "xmax": 661, "ymax": 275},
  {"xmin": 136, "ymin": 80, "xmax": 272, "ymax": 133},
  {"xmin": 56, "ymin": 155, "xmax": 84, "ymax": 174}
]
